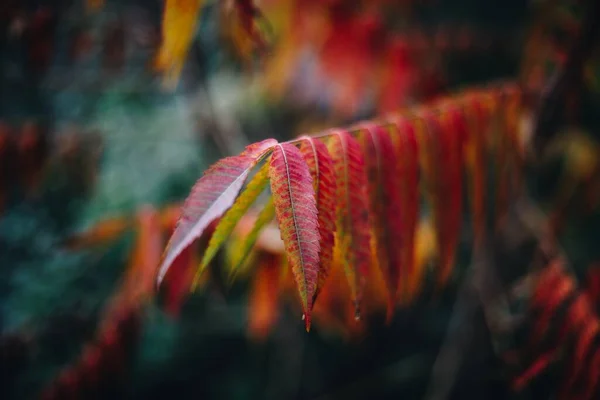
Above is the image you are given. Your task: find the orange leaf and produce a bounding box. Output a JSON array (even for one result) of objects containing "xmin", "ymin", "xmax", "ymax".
[
  {"xmin": 154, "ymin": 0, "xmax": 204, "ymax": 89},
  {"xmin": 248, "ymin": 253, "xmax": 283, "ymax": 341}
]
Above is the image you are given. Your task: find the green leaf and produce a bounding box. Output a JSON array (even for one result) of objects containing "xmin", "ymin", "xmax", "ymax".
[
  {"xmin": 192, "ymin": 161, "xmax": 271, "ymax": 289},
  {"xmin": 228, "ymin": 197, "xmax": 277, "ymax": 282}
]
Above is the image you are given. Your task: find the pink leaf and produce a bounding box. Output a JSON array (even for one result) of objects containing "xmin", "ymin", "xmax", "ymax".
[
  {"xmin": 156, "ymin": 139, "xmax": 278, "ymax": 287},
  {"xmin": 269, "ymin": 143, "xmax": 320, "ymax": 331}
]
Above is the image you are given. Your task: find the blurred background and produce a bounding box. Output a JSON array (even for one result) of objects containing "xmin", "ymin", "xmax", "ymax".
[{"xmin": 1, "ymin": 0, "xmax": 600, "ymax": 399}]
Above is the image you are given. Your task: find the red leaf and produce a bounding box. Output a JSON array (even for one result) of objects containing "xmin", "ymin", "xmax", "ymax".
[
  {"xmin": 464, "ymin": 94, "xmax": 490, "ymax": 246},
  {"xmin": 532, "ymin": 262, "xmax": 576, "ymax": 341},
  {"xmin": 512, "ymin": 351, "xmax": 556, "ymax": 391},
  {"xmin": 585, "ymin": 263, "xmax": 600, "ymax": 308},
  {"xmin": 419, "ymin": 110, "xmax": 459, "ymax": 288},
  {"xmin": 436, "ymin": 103, "xmax": 465, "ymax": 287},
  {"xmin": 163, "ymin": 245, "xmax": 196, "ymax": 316},
  {"xmin": 378, "ymin": 37, "xmax": 417, "ymax": 114},
  {"xmin": 565, "ymin": 314, "xmax": 599, "ymax": 389},
  {"xmin": 269, "ymin": 143, "xmax": 320, "ymax": 331},
  {"xmin": 298, "ymin": 136, "xmax": 337, "ymax": 306},
  {"xmin": 158, "ymin": 205, "xmax": 217, "ymax": 316},
  {"xmin": 327, "ymin": 129, "xmax": 372, "ymax": 318},
  {"xmin": 156, "ymin": 138, "xmax": 277, "ymax": 287},
  {"xmin": 390, "ymin": 116, "xmax": 420, "ymax": 301},
  {"xmin": 357, "ymin": 122, "xmax": 402, "ymax": 320}
]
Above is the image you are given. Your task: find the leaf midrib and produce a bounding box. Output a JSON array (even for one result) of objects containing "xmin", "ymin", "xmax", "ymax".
[{"xmin": 278, "ymin": 144, "xmax": 308, "ymax": 305}]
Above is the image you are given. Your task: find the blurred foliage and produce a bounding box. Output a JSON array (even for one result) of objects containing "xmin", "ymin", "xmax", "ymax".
[{"xmin": 1, "ymin": 0, "xmax": 600, "ymax": 399}]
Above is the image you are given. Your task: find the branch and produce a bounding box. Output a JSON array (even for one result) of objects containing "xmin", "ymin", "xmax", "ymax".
[
  {"xmin": 424, "ymin": 194, "xmax": 565, "ymax": 400},
  {"xmin": 530, "ymin": 0, "xmax": 600, "ymax": 157}
]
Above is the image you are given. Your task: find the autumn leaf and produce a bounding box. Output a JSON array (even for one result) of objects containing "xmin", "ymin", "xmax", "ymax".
[
  {"xmin": 248, "ymin": 253, "xmax": 283, "ymax": 341},
  {"xmin": 357, "ymin": 122, "xmax": 402, "ymax": 321},
  {"xmin": 297, "ymin": 136, "xmax": 337, "ymax": 307},
  {"xmin": 327, "ymin": 129, "xmax": 372, "ymax": 318},
  {"xmin": 435, "ymin": 104, "xmax": 465, "ymax": 288},
  {"xmin": 312, "ymin": 238, "xmax": 367, "ymax": 340},
  {"xmin": 156, "ymin": 138, "xmax": 278, "ymax": 288},
  {"xmin": 63, "ymin": 215, "xmax": 131, "ymax": 249},
  {"xmin": 193, "ymin": 161, "xmax": 271, "ymax": 288},
  {"xmin": 269, "ymin": 143, "xmax": 320, "ymax": 331},
  {"xmin": 123, "ymin": 207, "xmax": 164, "ymax": 305},
  {"xmin": 415, "ymin": 111, "xmax": 450, "ymax": 288},
  {"xmin": 463, "ymin": 93, "xmax": 491, "ymax": 246},
  {"xmin": 388, "ymin": 116, "xmax": 420, "ymax": 303},
  {"xmin": 152, "ymin": 83, "xmax": 523, "ymax": 338},
  {"xmin": 228, "ymin": 198, "xmax": 277, "ymax": 280},
  {"xmin": 154, "ymin": 0, "xmax": 204, "ymax": 89}
]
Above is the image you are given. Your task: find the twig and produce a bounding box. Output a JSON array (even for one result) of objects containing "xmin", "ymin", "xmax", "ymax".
[
  {"xmin": 424, "ymin": 194, "xmax": 565, "ymax": 400},
  {"xmin": 530, "ymin": 0, "xmax": 600, "ymax": 157},
  {"xmin": 425, "ymin": 2, "xmax": 600, "ymax": 395},
  {"xmin": 423, "ymin": 267, "xmax": 480, "ymax": 400}
]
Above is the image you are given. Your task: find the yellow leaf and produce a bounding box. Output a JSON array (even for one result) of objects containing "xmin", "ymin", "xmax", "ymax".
[{"xmin": 155, "ymin": 0, "xmax": 204, "ymax": 89}]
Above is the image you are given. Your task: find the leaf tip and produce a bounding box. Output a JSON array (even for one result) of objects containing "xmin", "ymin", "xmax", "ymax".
[{"xmin": 302, "ymin": 313, "xmax": 312, "ymax": 332}]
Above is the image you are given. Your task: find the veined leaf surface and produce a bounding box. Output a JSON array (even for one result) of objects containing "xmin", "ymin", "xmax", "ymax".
[
  {"xmin": 358, "ymin": 123, "xmax": 401, "ymax": 320},
  {"xmin": 229, "ymin": 198, "xmax": 277, "ymax": 279},
  {"xmin": 161, "ymin": 211, "xmax": 218, "ymax": 316},
  {"xmin": 327, "ymin": 129, "xmax": 372, "ymax": 317},
  {"xmin": 194, "ymin": 161, "xmax": 271, "ymax": 288},
  {"xmin": 298, "ymin": 136, "xmax": 337, "ymax": 306},
  {"xmin": 417, "ymin": 111, "xmax": 450, "ymax": 288},
  {"xmin": 156, "ymin": 139, "xmax": 278, "ymax": 287},
  {"xmin": 389, "ymin": 117, "xmax": 420, "ymax": 302},
  {"xmin": 269, "ymin": 143, "xmax": 320, "ymax": 331}
]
